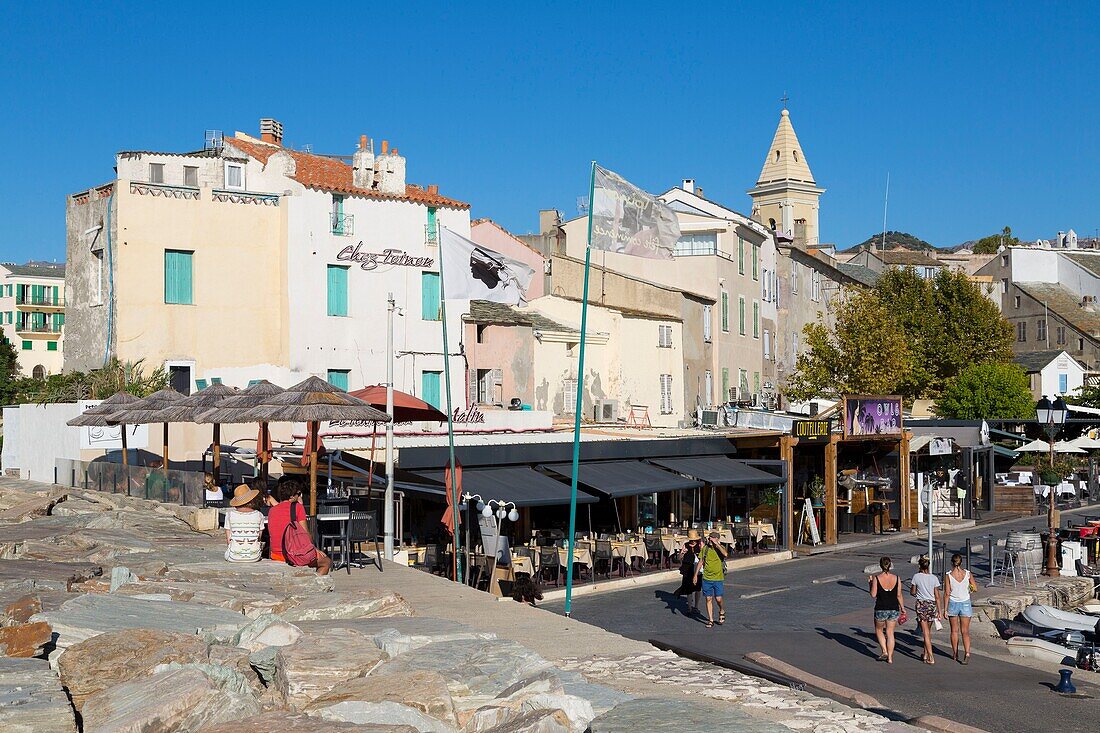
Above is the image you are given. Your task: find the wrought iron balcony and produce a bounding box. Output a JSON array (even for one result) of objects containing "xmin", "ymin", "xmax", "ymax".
[
  {"xmin": 425, "ymin": 224, "xmax": 438, "ymax": 246},
  {"xmin": 331, "ymin": 212, "xmax": 354, "ymax": 236},
  {"xmin": 16, "ymin": 293, "xmax": 65, "ymax": 308},
  {"xmin": 16, "ymin": 321, "xmax": 62, "ymax": 334}
]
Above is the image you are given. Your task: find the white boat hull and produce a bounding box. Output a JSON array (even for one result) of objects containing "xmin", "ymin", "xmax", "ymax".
[{"xmin": 1007, "ymin": 636, "xmax": 1076, "ymax": 665}]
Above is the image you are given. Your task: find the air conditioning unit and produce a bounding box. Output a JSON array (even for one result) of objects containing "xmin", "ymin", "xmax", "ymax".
[
  {"xmin": 593, "ymin": 399, "xmax": 619, "ymax": 423},
  {"xmin": 751, "ymin": 392, "xmax": 762, "ymax": 407},
  {"xmin": 728, "ymin": 387, "xmax": 740, "ymax": 403},
  {"xmin": 698, "ymin": 408, "xmax": 721, "ymax": 427}
]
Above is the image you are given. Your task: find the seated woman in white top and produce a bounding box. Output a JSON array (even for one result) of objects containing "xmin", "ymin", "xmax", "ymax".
[
  {"xmin": 204, "ymin": 473, "xmax": 225, "ymax": 502},
  {"xmin": 224, "ymin": 484, "xmax": 264, "ymax": 563}
]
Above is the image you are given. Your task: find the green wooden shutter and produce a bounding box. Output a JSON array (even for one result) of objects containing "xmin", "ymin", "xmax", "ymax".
[
  {"xmin": 327, "ymin": 369, "xmax": 349, "ymax": 391},
  {"xmin": 753, "ymin": 301, "xmax": 760, "ymax": 338},
  {"xmin": 51, "ymin": 313, "xmax": 61, "ymax": 331},
  {"xmin": 739, "ymin": 297, "xmax": 746, "ymax": 335},
  {"xmin": 422, "ymin": 272, "xmax": 441, "ymax": 321},
  {"xmin": 164, "ymin": 250, "xmax": 193, "ymax": 304},
  {"xmin": 427, "ymin": 207, "xmax": 438, "ymax": 243},
  {"xmin": 421, "ymin": 371, "xmax": 442, "ymax": 409},
  {"xmin": 327, "ymin": 265, "xmax": 348, "ymax": 316},
  {"xmin": 52, "ymin": 285, "xmax": 59, "ymax": 305},
  {"xmin": 722, "ymin": 368, "xmax": 729, "ymax": 402},
  {"xmin": 738, "ymin": 237, "xmax": 745, "ymax": 275},
  {"xmin": 720, "ymin": 292, "xmax": 729, "ymax": 331},
  {"xmin": 47, "ymin": 341, "xmax": 57, "ymax": 351},
  {"xmin": 752, "ymin": 244, "xmax": 759, "ymax": 280}
]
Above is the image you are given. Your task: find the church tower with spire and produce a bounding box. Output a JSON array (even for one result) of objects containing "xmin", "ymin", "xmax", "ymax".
[{"xmin": 748, "ymin": 106, "xmax": 825, "ymax": 248}]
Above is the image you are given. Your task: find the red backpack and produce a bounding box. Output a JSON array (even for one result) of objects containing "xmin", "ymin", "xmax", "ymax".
[{"xmin": 281, "ymin": 502, "xmax": 318, "ymax": 567}]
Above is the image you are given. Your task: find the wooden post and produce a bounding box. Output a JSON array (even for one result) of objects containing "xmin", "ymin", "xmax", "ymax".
[
  {"xmin": 162, "ymin": 423, "xmax": 169, "ymax": 477},
  {"xmin": 899, "ymin": 431, "xmax": 912, "ymax": 531},
  {"xmin": 259, "ymin": 422, "xmax": 270, "ymax": 487},
  {"xmin": 308, "ymin": 420, "xmax": 319, "ymax": 517},
  {"xmin": 824, "ymin": 434, "xmax": 839, "ymax": 545},
  {"xmin": 780, "ymin": 435, "xmax": 796, "ymax": 550},
  {"xmin": 212, "ymin": 424, "xmax": 222, "ymax": 485},
  {"xmin": 120, "ymin": 424, "xmax": 129, "ymax": 467}
]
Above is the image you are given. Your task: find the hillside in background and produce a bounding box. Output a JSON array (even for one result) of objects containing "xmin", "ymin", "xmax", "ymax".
[{"xmin": 850, "ymin": 231, "xmax": 937, "ymax": 251}]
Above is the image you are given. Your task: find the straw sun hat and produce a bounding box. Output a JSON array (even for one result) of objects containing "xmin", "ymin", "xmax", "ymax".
[
  {"xmin": 686, "ymin": 529, "xmax": 701, "ymax": 541},
  {"xmin": 229, "ymin": 484, "xmax": 259, "ymax": 507}
]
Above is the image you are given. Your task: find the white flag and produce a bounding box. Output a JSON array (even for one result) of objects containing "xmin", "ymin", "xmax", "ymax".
[
  {"xmin": 590, "ymin": 164, "xmax": 680, "ymax": 259},
  {"xmin": 440, "ymin": 228, "xmax": 535, "ymax": 305}
]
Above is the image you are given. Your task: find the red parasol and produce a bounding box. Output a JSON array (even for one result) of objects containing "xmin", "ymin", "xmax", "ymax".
[
  {"xmin": 349, "ymin": 385, "xmax": 448, "ymax": 423},
  {"xmin": 442, "ymin": 459, "xmax": 463, "ymax": 533}
]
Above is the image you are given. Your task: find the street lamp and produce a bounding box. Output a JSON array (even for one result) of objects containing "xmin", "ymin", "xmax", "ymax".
[
  {"xmin": 463, "ymin": 493, "xmax": 519, "ymax": 591},
  {"xmin": 1035, "ymin": 395, "xmax": 1068, "ymax": 577}
]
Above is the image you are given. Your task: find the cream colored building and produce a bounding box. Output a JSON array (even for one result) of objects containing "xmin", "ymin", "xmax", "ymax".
[{"xmin": 0, "ymin": 262, "xmax": 66, "ymax": 377}]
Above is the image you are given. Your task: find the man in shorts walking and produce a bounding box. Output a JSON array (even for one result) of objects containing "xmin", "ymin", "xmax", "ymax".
[{"xmin": 694, "ymin": 530, "xmax": 728, "ymax": 628}]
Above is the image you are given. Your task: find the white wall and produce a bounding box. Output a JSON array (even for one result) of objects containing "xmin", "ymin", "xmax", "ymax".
[
  {"xmin": 1039, "ymin": 352, "xmax": 1085, "ymax": 398},
  {"xmin": 1010, "ymin": 249, "xmax": 1060, "ymax": 283},
  {"xmin": 1, "ymin": 403, "xmax": 82, "ymax": 482}
]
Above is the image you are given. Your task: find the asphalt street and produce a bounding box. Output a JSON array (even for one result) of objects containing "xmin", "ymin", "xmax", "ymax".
[{"xmin": 545, "ymin": 512, "xmax": 1100, "ymax": 731}]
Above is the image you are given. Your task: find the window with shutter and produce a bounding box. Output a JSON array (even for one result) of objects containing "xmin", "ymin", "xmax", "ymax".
[
  {"xmin": 467, "ymin": 369, "xmax": 478, "ymax": 407},
  {"xmin": 421, "ymin": 371, "xmax": 442, "ymax": 410},
  {"xmin": 702, "ymin": 304, "xmax": 712, "ymax": 342},
  {"xmin": 421, "ymin": 272, "xmax": 441, "ymax": 321},
  {"xmin": 326, "ymin": 369, "xmax": 350, "ymax": 391},
  {"xmin": 722, "ymin": 368, "xmax": 730, "ymax": 402},
  {"xmin": 326, "ymin": 265, "xmax": 349, "ymax": 316},
  {"xmin": 721, "ymin": 292, "xmax": 729, "ymax": 332},
  {"xmin": 659, "ymin": 374, "xmax": 673, "ymax": 414},
  {"xmin": 704, "ymin": 370, "xmax": 713, "ymax": 405},
  {"xmin": 164, "ymin": 250, "xmax": 193, "ymax": 304},
  {"xmin": 738, "ymin": 296, "xmax": 746, "ymax": 336},
  {"xmin": 563, "ymin": 378, "xmax": 578, "ymax": 414},
  {"xmin": 427, "ymin": 207, "xmax": 438, "ymax": 245},
  {"xmin": 753, "ymin": 301, "xmax": 760, "ymax": 338},
  {"xmin": 752, "ymin": 244, "xmax": 759, "ymax": 280},
  {"xmin": 763, "ymin": 330, "xmax": 771, "ymax": 359},
  {"xmin": 658, "ymin": 324, "xmax": 672, "ymax": 348},
  {"xmin": 738, "ymin": 237, "xmax": 745, "ymax": 275}
]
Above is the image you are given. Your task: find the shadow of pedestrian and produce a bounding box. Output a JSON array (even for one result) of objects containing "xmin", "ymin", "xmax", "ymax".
[
  {"xmin": 814, "ymin": 626, "xmax": 879, "ymax": 659},
  {"xmin": 654, "ymin": 589, "xmax": 699, "ymax": 619}
]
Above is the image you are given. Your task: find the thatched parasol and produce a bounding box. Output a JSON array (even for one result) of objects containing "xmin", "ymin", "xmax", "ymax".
[
  {"xmin": 194, "ymin": 380, "xmax": 285, "ymax": 486},
  {"xmin": 235, "ymin": 376, "xmax": 392, "ymax": 514},
  {"xmin": 103, "ymin": 388, "xmax": 186, "ymax": 474},
  {"xmin": 143, "ymin": 383, "xmax": 240, "ymax": 484},
  {"xmin": 66, "ymin": 391, "xmax": 140, "ymax": 466}
]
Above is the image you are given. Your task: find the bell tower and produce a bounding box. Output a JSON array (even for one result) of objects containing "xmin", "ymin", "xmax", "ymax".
[{"xmin": 748, "ymin": 104, "xmax": 825, "ymax": 247}]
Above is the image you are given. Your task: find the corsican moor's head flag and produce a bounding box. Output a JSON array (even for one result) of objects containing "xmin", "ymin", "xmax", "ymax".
[
  {"xmin": 440, "ymin": 227, "xmax": 535, "ymax": 306},
  {"xmin": 590, "ymin": 164, "xmax": 681, "ymax": 259}
]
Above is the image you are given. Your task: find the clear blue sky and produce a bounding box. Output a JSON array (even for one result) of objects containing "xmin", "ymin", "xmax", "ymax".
[{"xmin": 1, "ymin": 2, "xmax": 1098, "ymax": 263}]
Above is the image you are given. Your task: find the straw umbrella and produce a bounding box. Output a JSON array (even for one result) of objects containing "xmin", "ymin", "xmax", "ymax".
[
  {"xmin": 146, "ymin": 383, "xmax": 240, "ymax": 484},
  {"xmin": 194, "ymin": 380, "xmax": 284, "ymax": 486},
  {"xmin": 236, "ymin": 376, "xmax": 391, "ymax": 515},
  {"xmin": 104, "ymin": 388, "xmax": 185, "ymax": 475},
  {"xmin": 66, "ymin": 391, "xmax": 140, "ymax": 466}
]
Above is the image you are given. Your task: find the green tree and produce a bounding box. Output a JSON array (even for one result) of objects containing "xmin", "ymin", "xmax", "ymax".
[
  {"xmin": 936, "ymin": 362, "xmax": 1034, "ymax": 419},
  {"xmin": 0, "ymin": 335, "xmax": 18, "ymax": 405},
  {"xmin": 873, "ymin": 267, "xmax": 1013, "ymax": 398},
  {"xmin": 971, "ymin": 226, "xmax": 1020, "ymax": 254},
  {"xmin": 785, "ymin": 291, "xmax": 913, "ymax": 402}
]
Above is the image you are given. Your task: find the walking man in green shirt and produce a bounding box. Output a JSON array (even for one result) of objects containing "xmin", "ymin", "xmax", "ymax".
[{"xmin": 694, "ymin": 530, "xmax": 728, "ymax": 628}]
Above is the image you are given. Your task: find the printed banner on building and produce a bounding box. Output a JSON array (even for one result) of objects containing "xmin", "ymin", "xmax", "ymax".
[
  {"xmin": 590, "ymin": 164, "xmax": 680, "ymax": 259},
  {"xmin": 77, "ymin": 400, "xmax": 149, "ymax": 450},
  {"xmin": 842, "ymin": 395, "xmax": 903, "ymax": 438},
  {"xmin": 440, "ymin": 228, "xmax": 535, "ymax": 305}
]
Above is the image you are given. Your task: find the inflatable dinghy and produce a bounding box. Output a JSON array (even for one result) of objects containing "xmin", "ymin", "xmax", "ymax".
[
  {"xmin": 1007, "ymin": 636, "xmax": 1078, "ymax": 666},
  {"xmin": 1021, "ymin": 604, "xmax": 1100, "ymax": 634}
]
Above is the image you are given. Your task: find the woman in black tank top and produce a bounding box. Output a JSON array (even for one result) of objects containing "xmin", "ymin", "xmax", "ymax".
[{"xmin": 869, "ymin": 556, "xmax": 903, "ymax": 663}]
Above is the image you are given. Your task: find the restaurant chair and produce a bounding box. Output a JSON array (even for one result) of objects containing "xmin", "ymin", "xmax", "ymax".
[
  {"xmin": 644, "ymin": 535, "xmax": 668, "ymax": 569},
  {"xmin": 539, "ymin": 546, "xmax": 560, "ymax": 586},
  {"xmin": 316, "ymin": 502, "xmax": 349, "ymax": 565},
  {"xmin": 347, "ymin": 500, "xmax": 381, "ymax": 573},
  {"xmin": 594, "ymin": 540, "xmax": 614, "ymax": 579},
  {"xmin": 514, "ymin": 546, "xmax": 533, "ymax": 560}
]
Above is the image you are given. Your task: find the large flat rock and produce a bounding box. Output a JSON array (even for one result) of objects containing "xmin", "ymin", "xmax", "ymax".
[
  {"xmin": 589, "ymin": 698, "xmax": 790, "ymax": 733},
  {"xmin": 275, "ymin": 628, "xmax": 386, "ymax": 709},
  {"xmin": 32, "ymin": 593, "xmax": 247, "ymax": 660},
  {"xmin": 307, "ymin": 669, "xmax": 458, "ymax": 725},
  {"xmin": 57, "ymin": 628, "xmax": 211, "ymax": 710},
  {"xmin": 278, "ymin": 589, "xmax": 414, "ymax": 621},
  {"xmin": 0, "ymin": 657, "xmax": 77, "ymax": 733},
  {"xmin": 197, "ymin": 711, "xmax": 417, "ymax": 732},
  {"xmin": 80, "ymin": 665, "xmax": 261, "ymax": 733},
  {"xmin": 0, "ymin": 559, "xmax": 102, "ymax": 590},
  {"xmin": 296, "ymin": 617, "xmax": 497, "ymax": 657},
  {"xmin": 313, "ymin": 700, "xmax": 460, "ymax": 732}
]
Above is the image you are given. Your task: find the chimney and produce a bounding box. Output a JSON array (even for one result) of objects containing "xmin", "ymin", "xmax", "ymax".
[
  {"xmin": 375, "ymin": 146, "xmax": 406, "ymax": 196},
  {"xmin": 696, "ymin": 185, "xmax": 704, "ymax": 198},
  {"xmin": 380, "ymin": 140, "xmax": 389, "ymax": 155},
  {"xmin": 260, "ymin": 118, "xmax": 284, "ymax": 145},
  {"xmin": 682, "ymin": 178, "xmax": 695, "ymax": 193},
  {"xmin": 539, "ymin": 209, "xmax": 562, "ymax": 235},
  {"xmin": 427, "ymin": 184, "xmax": 439, "ymax": 195},
  {"xmin": 352, "ymin": 135, "xmax": 375, "ymax": 189}
]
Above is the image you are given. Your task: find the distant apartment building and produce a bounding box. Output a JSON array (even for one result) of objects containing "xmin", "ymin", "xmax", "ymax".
[
  {"xmin": 977, "ymin": 246, "xmax": 1100, "ymax": 371},
  {"xmin": 844, "ymin": 247, "xmax": 946, "ymax": 280},
  {"xmin": 65, "ymin": 119, "xmax": 470, "ymax": 407},
  {"xmin": 0, "ymin": 262, "xmax": 66, "ymax": 377}
]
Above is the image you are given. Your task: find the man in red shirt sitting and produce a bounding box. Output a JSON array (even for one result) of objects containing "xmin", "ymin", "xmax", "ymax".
[{"xmin": 266, "ymin": 480, "xmax": 332, "ymax": 575}]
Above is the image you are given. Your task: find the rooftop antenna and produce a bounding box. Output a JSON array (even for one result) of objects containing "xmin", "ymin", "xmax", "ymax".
[
  {"xmin": 204, "ymin": 130, "xmax": 224, "ymax": 153},
  {"xmin": 880, "ymin": 172, "xmax": 890, "ymax": 252}
]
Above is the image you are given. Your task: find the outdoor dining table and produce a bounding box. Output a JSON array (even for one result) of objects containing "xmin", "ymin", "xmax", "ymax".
[
  {"xmin": 511, "ymin": 554, "xmax": 536, "ymax": 575},
  {"xmin": 558, "ymin": 546, "xmax": 593, "ymax": 569},
  {"xmin": 314, "ymin": 511, "xmax": 351, "ymax": 573},
  {"xmin": 402, "ymin": 545, "xmax": 427, "ymax": 566}
]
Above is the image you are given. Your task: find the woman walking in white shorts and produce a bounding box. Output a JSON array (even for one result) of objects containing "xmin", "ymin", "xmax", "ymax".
[{"xmin": 944, "ymin": 552, "xmax": 976, "ymax": 664}]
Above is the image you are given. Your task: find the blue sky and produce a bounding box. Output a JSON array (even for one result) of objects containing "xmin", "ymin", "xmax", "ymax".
[{"xmin": 1, "ymin": 2, "xmax": 1098, "ymax": 263}]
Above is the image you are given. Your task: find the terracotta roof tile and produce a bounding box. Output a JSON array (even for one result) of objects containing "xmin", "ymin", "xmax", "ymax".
[{"xmin": 226, "ymin": 136, "xmax": 469, "ymax": 209}]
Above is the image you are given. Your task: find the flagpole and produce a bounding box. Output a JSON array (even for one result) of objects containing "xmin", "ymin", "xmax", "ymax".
[
  {"xmin": 564, "ymin": 161, "xmax": 597, "ymax": 617},
  {"xmin": 438, "ymin": 226, "xmax": 462, "ymax": 583}
]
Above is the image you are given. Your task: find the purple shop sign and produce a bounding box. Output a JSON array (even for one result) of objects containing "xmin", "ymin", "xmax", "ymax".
[{"xmin": 843, "ymin": 396, "xmax": 903, "ymax": 438}]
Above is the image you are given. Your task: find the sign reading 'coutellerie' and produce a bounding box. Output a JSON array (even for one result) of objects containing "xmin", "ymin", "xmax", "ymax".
[
  {"xmin": 337, "ymin": 243, "xmax": 434, "ymax": 271},
  {"xmin": 792, "ymin": 419, "xmax": 831, "ymax": 442}
]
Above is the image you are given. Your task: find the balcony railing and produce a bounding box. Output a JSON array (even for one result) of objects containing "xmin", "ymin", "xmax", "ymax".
[
  {"xmin": 16, "ymin": 294, "xmax": 65, "ymax": 308},
  {"xmin": 331, "ymin": 212, "xmax": 354, "ymax": 236},
  {"xmin": 425, "ymin": 224, "xmax": 438, "ymax": 246},
  {"xmin": 16, "ymin": 322, "xmax": 62, "ymax": 334}
]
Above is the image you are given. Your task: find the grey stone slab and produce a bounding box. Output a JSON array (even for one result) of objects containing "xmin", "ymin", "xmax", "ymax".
[
  {"xmin": 590, "ymin": 698, "xmax": 790, "ymax": 733},
  {"xmin": 275, "ymin": 628, "xmax": 387, "ymax": 709},
  {"xmin": 198, "ymin": 711, "xmax": 417, "ymax": 732},
  {"xmin": 297, "ymin": 616, "xmax": 498, "ymax": 657},
  {"xmin": 80, "ymin": 665, "xmax": 261, "ymax": 733},
  {"xmin": 32, "ymin": 592, "xmax": 248, "ymax": 660},
  {"xmin": 279, "ymin": 589, "xmax": 413, "ymax": 621},
  {"xmin": 314, "ymin": 700, "xmax": 459, "ymax": 732},
  {"xmin": 0, "ymin": 657, "xmax": 77, "ymax": 733}
]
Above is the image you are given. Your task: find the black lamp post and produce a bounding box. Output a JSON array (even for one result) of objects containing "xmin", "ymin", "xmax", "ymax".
[{"xmin": 1035, "ymin": 395, "xmax": 1068, "ymax": 577}]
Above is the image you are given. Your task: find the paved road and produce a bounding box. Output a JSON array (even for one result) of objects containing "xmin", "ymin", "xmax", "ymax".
[{"xmin": 545, "ymin": 513, "xmax": 1100, "ymax": 731}]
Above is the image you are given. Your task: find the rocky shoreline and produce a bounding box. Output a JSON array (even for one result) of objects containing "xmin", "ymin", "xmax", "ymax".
[{"xmin": 0, "ymin": 478, "xmax": 916, "ymax": 732}]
